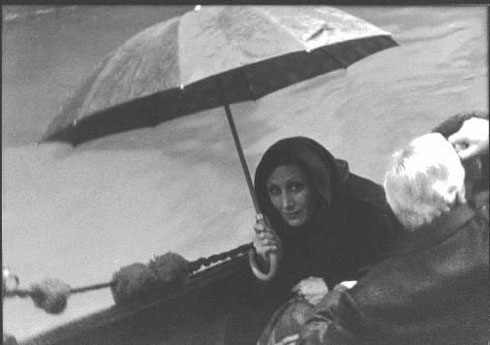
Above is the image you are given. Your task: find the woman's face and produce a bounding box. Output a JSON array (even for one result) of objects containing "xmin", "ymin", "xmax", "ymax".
[{"xmin": 266, "ymin": 164, "xmax": 316, "ymax": 227}]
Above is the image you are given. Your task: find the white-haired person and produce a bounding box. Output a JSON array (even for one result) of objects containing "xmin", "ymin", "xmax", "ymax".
[{"xmin": 293, "ymin": 132, "xmax": 488, "ymax": 345}]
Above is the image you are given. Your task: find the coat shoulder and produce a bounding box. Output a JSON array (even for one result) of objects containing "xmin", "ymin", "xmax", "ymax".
[{"xmin": 338, "ymin": 174, "xmax": 389, "ymax": 209}]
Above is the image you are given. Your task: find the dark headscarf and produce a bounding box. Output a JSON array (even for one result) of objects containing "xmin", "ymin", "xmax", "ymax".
[{"xmin": 254, "ymin": 137, "xmax": 350, "ymax": 235}]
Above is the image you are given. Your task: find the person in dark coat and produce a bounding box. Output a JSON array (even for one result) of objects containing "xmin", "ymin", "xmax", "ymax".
[
  {"xmin": 297, "ymin": 133, "xmax": 488, "ymax": 345},
  {"xmin": 250, "ymin": 137, "xmax": 403, "ymax": 344}
]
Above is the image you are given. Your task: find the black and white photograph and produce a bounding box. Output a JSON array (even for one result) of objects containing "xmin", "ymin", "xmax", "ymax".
[{"xmin": 2, "ymin": 4, "xmax": 488, "ymax": 345}]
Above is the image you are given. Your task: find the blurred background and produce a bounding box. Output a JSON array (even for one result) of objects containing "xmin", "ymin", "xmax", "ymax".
[{"xmin": 2, "ymin": 5, "xmax": 488, "ymax": 341}]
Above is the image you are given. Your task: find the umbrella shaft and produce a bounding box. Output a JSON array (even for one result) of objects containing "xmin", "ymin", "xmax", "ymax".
[{"xmin": 221, "ymin": 102, "xmax": 261, "ymax": 214}]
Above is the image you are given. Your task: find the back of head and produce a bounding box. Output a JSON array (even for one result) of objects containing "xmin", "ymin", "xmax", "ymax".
[{"xmin": 384, "ymin": 133, "xmax": 466, "ymax": 231}]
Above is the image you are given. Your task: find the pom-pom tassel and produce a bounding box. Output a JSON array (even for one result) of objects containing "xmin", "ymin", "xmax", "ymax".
[
  {"xmin": 29, "ymin": 279, "xmax": 71, "ymax": 314},
  {"xmin": 148, "ymin": 252, "xmax": 190, "ymax": 292},
  {"xmin": 110, "ymin": 263, "xmax": 160, "ymax": 307}
]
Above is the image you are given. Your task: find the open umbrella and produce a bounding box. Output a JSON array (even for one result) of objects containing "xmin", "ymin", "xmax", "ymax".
[{"xmin": 42, "ymin": 5, "xmax": 398, "ymax": 280}]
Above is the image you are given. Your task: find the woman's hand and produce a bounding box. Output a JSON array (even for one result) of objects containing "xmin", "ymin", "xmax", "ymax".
[
  {"xmin": 250, "ymin": 218, "xmax": 282, "ymax": 281},
  {"xmin": 253, "ymin": 221, "xmax": 282, "ymax": 262}
]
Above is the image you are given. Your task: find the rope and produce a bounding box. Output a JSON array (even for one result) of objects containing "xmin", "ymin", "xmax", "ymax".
[
  {"xmin": 4, "ymin": 288, "xmax": 31, "ymax": 298},
  {"xmin": 70, "ymin": 281, "xmax": 114, "ymax": 294},
  {"xmin": 188, "ymin": 242, "xmax": 253, "ymax": 273},
  {"xmin": 4, "ymin": 282, "xmax": 115, "ymax": 298},
  {"xmin": 4, "ymin": 242, "xmax": 253, "ymax": 298}
]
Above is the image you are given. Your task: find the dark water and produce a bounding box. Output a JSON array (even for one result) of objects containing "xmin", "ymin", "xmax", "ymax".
[{"xmin": 2, "ymin": 5, "xmax": 488, "ymax": 341}]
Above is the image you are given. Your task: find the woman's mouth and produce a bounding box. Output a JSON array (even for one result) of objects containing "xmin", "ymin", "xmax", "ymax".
[{"xmin": 283, "ymin": 210, "xmax": 302, "ymax": 219}]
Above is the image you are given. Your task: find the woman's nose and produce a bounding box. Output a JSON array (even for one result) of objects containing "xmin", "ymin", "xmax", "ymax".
[{"xmin": 282, "ymin": 193, "xmax": 294, "ymax": 209}]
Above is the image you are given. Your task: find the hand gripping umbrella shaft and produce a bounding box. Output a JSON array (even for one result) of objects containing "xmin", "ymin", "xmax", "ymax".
[{"xmin": 218, "ymin": 79, "xmax": 279, "ymax": 282}]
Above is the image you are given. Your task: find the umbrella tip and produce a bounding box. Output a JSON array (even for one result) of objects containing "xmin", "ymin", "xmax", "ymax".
[
  {"xmin": 194, "ymin": 5, "xmax": 202, "ymax": 11},
  {"xmin": 39, "ymin": 131, "xmax": 54, "ymax": 145},
  {"xmin": 38, "ymin": 135, "xmax": 47, "ymax": 146}
]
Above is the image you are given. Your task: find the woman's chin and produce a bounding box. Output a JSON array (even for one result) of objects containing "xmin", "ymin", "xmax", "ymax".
[{"xmin": 285, "ymin": 217, "xmax": 307, "ymax": 228}]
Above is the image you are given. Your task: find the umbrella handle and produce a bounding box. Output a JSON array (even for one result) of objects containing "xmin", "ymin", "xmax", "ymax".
[
  {"xmin": 248, "ymin": 214, "xmax": 280, "ymax": 281},
  {"xmin": 248, "ymin": 250, "xmax": 279, "ymax": 282}
]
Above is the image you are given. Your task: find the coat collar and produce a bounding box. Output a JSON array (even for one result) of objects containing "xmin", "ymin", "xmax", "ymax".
[{"xmin": 396, "ymin": 203, "xmax": 475, "ymax": 253}]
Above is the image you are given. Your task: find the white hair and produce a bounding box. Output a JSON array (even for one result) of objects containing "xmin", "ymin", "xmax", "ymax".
[{"xmin": 384, "ymin": 133, "xmax": 466, "ymax": 231}]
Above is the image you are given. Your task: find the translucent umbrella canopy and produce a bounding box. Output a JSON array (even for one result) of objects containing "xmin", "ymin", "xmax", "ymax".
[{"xmin": 42, "ymin": 5, "xmax": 397, "ymax": 145}]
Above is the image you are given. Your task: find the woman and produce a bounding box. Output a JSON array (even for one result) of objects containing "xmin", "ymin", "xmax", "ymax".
[
  {"xmin": 252, "ymin": 136, "xmax": 401, "ymax": 290},
  {"xmin": 251, "ymin": 137, "xmax": 402, "ymax": 345}
]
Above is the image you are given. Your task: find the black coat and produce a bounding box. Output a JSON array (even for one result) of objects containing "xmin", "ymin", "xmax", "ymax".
[
  {"xmin": 275, "ymin": 173, "xmax": 401, "ymax": 290},
  {"xmin": 300, "ymin": 203, "xmax": 489, "ymax": 345}
]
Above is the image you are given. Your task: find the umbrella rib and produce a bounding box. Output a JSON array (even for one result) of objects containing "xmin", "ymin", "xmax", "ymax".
[
  {"xmin": 319, "ymin": 45, "xmax": 348, "ymax": 69},
  {"xmin": 250, "ymin": 7, "xmax": 306, "ymax": 50}
]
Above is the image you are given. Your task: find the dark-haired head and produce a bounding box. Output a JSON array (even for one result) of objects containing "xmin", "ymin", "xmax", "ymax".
[{"xmin": 254, "ymin": 137, "xmax": 350, "ymax": 235}]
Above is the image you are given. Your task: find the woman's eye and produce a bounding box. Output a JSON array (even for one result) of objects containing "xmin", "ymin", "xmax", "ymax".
[
  {"xmin": 289, "ymin": 182, "xmax": 305, "ymax": 192},
  {"xmin": 268, "ymin": 186, "xmax": 280, "ymax": 196}
]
